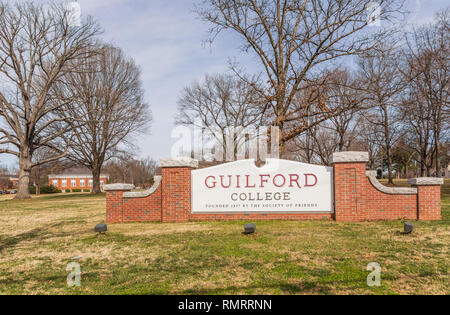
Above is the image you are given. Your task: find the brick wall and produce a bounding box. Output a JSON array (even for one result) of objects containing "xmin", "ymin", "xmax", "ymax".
[
  {"xmin": 106, "ymin": 190, "xmax": 125, "ymax": 223},
  {"xmin": 105, "ymin": 154, "xmax": 443, "ymax": 223},
  {"xmin": 416, "ymin": 185, "xmax": 442, "ymax": 221},
  {"xmin": 161, "ymin": 167, "xmax": 193, "ymax": 223},
  {"xmin": 121, "ymin": 185, "xmax": 162, "ymax": 223},
  {"xmin": 334, "ymin": 162, "xmax": 418, "ymax": 222}
]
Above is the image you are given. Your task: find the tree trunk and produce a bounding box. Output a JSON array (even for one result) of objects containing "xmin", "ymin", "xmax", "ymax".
[
  {"xmin": 383, "ymin": 107, "xmax": 394, "ymax": 185},
  {"xmin": 277, "ymin": 122, "xmax": 285, "ymax": 159},
  {"xmin": 91, "ymin": 166, "xmax": 102, "ymax": 195},
  {"xmin": 35, "ymin": 168, "xmax": 40, "ymax": 195},
  {"xmin": 15, "ymin": 148, "xmax": 32, "ymax": 199},
  {"xmin": 338, "ymin": 131, "xmax": 345, "ymax": 152},
  {"xmin": 435, "ymin": 135, "xmax": 441, "ymax": 178},
  {"xmin": 387, "ymin": 147, "xmax": 394, "ymax": 185}
]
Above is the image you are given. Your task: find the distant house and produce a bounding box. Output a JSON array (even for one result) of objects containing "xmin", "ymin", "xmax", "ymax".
[
  {"xmin": 443, "ymin": 165, "xmax": 450, "ymax": 178},
  {"xmin": 429, "ymin": 160, "xmax": 450, "ymax": 178},
  {"xmin": 48, "ymin": 168, "xmax": 109, "ymax": 192},
  {"xmin": 0, "ymin": 175, "xmax": 19, "ymax": 190}
]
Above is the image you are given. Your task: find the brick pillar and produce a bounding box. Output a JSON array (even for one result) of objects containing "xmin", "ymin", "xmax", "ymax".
[
  {"xmin": 409, "ymin": 178, "xmax": 444, "ymax": 221},
  {"xmin": 332, "ymin": 152, "xmax": 369, "ymax": 222},
  {"xmin": 104, "ymin": 184, "xmax": 134, "ymax": 223},
  {"xmin": 160, "ymin": 158, "xmax": 199, "ymax": 223}
]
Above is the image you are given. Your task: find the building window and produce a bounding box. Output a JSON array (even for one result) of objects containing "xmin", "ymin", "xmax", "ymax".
[
  {"xmin": 100, "ymin": 180, "xmax": 104, "ymax": 186},
  {"xmin": 71, "ymin": 179, "xmax": 76, "ymax": 187},
  {"xmin": 80, "ymin": 179, "xmax": 85, "ymax": 187},
  {"xmin": 62, "ymin": 179, "xmax": 67, "ymax": 187},
  {"xmin": 52, "ymin": 180, "xmax": 58, "ymax": 186},
  {"xmin": 89, "ymin": 179, "xmax": 93, "ymax": 187}
]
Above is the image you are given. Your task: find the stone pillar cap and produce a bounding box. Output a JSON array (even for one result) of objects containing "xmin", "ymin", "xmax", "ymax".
[
  {"xmin": 160, "ymin": 157, "xmax": 199, "ymax": 168},
  {"xmin": 104, "ymin": 183, "xmax": 135, "ymax": 191},
  {"xmin": 332, "ymin": 151, "xmax": 369, "ymax": 163},
  {"xmin": 408, "ymin": 178, "xmax": 444, "ymax": 186}
]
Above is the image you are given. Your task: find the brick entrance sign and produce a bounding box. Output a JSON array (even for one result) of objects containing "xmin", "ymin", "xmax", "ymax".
[{"xmin": 104, "ymin": 152, "xmax": 443, "ymax": 223}]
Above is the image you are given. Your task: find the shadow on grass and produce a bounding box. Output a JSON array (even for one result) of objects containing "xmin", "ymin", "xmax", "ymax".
[
  {"xmin": 0, "ymin": 222, "xmax": 92, "ymax": 252},
  {"xmin": 176, "ymin": 276, "xmax": 380, "ymax": 295},
  {"xmin": 0, "ymin": 226, "xmax": 52, "ymax": 252},
  {"xmin": 39, "ymin": 193, "xmax": 106, "ymax": 201}
]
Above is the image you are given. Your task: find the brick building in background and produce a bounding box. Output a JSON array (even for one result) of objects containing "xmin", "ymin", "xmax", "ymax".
[
  {"xmin": 0, "ymin": 175, "xmax": 19, "ymax": 190},
  {"xmin": 48, "ymin": 168, "xmax": 109, "ymax": 192}
]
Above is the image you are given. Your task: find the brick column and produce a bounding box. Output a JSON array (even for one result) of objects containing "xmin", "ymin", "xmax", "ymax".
[
  {"xmin": 160, "ymin": 158, "xmax": 199, "ymax": 223},
  {"xmin": 409, "ymin": 178, "xmax": 444, "ymax": 221},
  {"xmin": 332, "ymin": 152, "xmax": 369, "ymax": 222},
  {"xmin": 104, "ymin": 184, "xmax": 134, "ymax": 223}
]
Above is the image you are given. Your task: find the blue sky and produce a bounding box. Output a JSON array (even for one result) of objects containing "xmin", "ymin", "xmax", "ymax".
[{"xmin": 0, "ymin": 0, "xmax": 448, "ymax": 168}]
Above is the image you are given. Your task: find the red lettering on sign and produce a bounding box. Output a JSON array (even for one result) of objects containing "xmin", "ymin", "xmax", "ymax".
[
  {"xmin": 305, "ymin": 174, "xmax": 318, "ymax": 187},
  {"xmin": 220, "ymin": 175, "xmax": 232, "ymax": 188},
  {"xmin": 273, "ymin": 174, "xmax": 286, "ymax": 188},
  {"xmin": 289, "ymin": 174, "xmax": 301, "ymax": 189},
  {"xmin": 205, "ymin": 176, "xmax": 216, "ymax": 189},
  {"xmin": 260, "ymin": 175, "xmax": 270, "ymax": 188},
  {"xmin": 245, "ymin": 175, "xmax": 256, "ymax": 188}
]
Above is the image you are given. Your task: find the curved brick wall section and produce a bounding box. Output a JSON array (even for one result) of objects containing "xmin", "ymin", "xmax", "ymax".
[
  {"xmin": 334, "ymin": 162, "xmax": 417, "ymax": 222},
  {"xmin": 105, "ymin": 183, "xmax": 162, "ymax": 223},
  {"xmin": 121, "ymin": 185, "xmax": 162, "ymax": 223},
  {"xmin": 364, "ymin": 176, "xmax": 417, "ymax": 221}
]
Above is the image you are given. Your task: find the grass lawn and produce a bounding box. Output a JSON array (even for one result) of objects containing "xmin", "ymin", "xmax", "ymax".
[{"xmin": 0, "ymin": 182, "xmax": 448, "ymax": 295}]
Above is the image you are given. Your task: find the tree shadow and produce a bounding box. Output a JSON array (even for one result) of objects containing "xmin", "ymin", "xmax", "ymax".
[
  {"xmin": 179, "ymin": 281, "xmax": 336, "ymax": 295},
  {"xmin": 0, "ymin": 222, "xmax": 68, "ymax": 252}
]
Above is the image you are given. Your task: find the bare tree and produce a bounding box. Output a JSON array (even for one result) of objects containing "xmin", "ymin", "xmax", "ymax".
[
  {"xmin": 28, "ymin": 147, "xmax": 69, "ymax": 195},
  {"xmin": 323, "ymin": 69, "xmax": 364, "ymax": 152},
  {"xmin": 404, "ymin": 10, "xmax": 449, "ymax": 177},
  {"xmin": 126, "ymin": 157, "xmax": 157, "ymax": 188},
  {"xmin": 291, "ymin": 126, "xmax": 340, "ymax": 165},
  {"xmin": 401, "ymin": 91, "xmax": 436, "ymax": 176},
  {"xmin": 30, "ymin": 147, "xmax": 53, "ymax": 195},
  {"xmin": 285, "ymin": 68, "xmax": 363, "ymax": 164},
  {"xmin": 0, "ymin": 1, "xmax": 100, "ymax": 199},
  {"xmin": 103, "ymin": 156, "xmax": 157, "ymax": 188},
  {"xmin": 176, "ymin": 73, "xmax": 264, "ymax": 161},
  {"xmin": 358, "ymin": 48, "xmax": 406, "ymax": 184},
  {"xmin": 0, "ymin": 165, "xmax": 10, "ymax": 189},
  {"xmin": 196, "ymin": 0, "xmax": 404, "ymax": 154},
  {"xmin": 130, "ymin": 157, "xmax": 157, "ymax": 188},
  {"xmin": 391, "ymin": 138, "xmax": 418, "ymax": 178},
  {"xmin": 55, "ymin": 44, "xmax": 151, "ymax": 194},
  {"xmin": 352, "ymin": 114, "xmax": 382, "ymax": 170}
]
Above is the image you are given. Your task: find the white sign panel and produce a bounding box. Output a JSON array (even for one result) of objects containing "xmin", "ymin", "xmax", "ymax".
[{"xmin": 192, "ymin": 159, "xmax": 334, "ymax": 213}]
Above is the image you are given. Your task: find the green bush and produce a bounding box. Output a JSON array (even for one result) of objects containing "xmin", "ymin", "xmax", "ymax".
[
  {"xmin": 44, "ymin": 185, "xmax": 61, "ymax": 194},
  {"xmin": 83, "ymin": 189, "xmax": 91, "ymax": 193},
  {"xmin": 29, "ymin": 185, "xmax": 61, "ymax": 194},
  {"xmin": 71, "ymin": 189, "xmax": 82, "ymax": 193}
]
